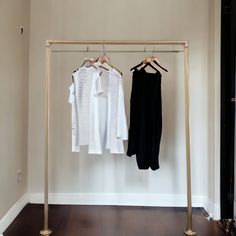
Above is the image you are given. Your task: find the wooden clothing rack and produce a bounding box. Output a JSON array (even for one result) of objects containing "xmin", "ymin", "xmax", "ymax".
[{"xmin": 40, "ymin": 40, "xmax": 196, "ymax": 236}]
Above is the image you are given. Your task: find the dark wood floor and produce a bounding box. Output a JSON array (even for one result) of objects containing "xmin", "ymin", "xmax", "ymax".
[{"xmin": 4, "ymin": 204, "xmax": 225, "ymax": 236}]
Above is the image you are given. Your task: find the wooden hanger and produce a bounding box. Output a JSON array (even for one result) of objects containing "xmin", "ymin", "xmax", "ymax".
[
  {"xmin": 95, "ymin": 45, "xmax": 123, "ymax": 75},
  {"xmin": 80, "ymin": 57, "xmax": 109, "ymax": 72},
  {"xmin": 142, "ymin": 61, "xmax": 160, "ymax": 72},
  {"xmin": 144, "ymin": 55, "xmax": 168, "ymax": 72},
  {"xmin": 95, "ymin": 56, "xmax": 123, "ymax": 76},
  {"xmin": 80, "ymin": 57, "xmax": 95, "ymax": 67},
  {"xmin": 131, "ymin": 57, "xmax": 168, "ymax": 72},
  {"xmin": 130, "ymin": 47, "xmax": 168, "ymax": 72},
  {"xmin": 95, "ymin": 55, "xmax": 111, "ymax": 69}
]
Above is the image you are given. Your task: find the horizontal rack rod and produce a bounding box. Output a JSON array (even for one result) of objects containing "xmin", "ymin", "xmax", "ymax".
[
  {"xmin": 46, "ymin": 40, "xmax": 188, "ymax": 47},
  {"xmin": 51, "ymin": 50, "xmax": 183, "ymax": 53}
]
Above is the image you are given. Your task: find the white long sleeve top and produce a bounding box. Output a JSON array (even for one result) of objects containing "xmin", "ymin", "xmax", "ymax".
[{"xmin": 69, "ymin": 66, "xmax": 128, "ymax": 154}]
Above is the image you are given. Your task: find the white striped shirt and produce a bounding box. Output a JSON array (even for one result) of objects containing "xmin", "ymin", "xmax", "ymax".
[{"xmin": 69, "ymin": 66, "xmax": 128, "ymax": 154}]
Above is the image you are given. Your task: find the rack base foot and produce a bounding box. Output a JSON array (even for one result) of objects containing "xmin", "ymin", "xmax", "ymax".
[
  {"xmin": 184, "ymin": 229, "xmax": 197, "ymax": 235},
  {"xmin": 40, "ymin": 229, "xmax": 52, "ymax": 235}
]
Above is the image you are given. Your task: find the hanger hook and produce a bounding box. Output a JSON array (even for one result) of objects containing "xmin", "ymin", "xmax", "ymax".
[
  {"xmin": 103, "ymin": 44, "xmax": 106, "ymax": 56},
  {"xmin": 152, "ymin": 46, "xmax": 155, "ymax": 56}
]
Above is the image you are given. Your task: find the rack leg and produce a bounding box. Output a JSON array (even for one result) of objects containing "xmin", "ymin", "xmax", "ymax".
[
  {"xmin": 184, "ymin": 43, "xmax": 196, "ymax": 236},
  {"xmin": 40, "ymin": 44, "xmax": 52, "ymax": 236}
]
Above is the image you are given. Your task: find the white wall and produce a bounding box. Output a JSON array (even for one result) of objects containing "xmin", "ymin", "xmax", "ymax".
[
  {"xmin": 28, "ymin": 0, "xmax": 219, "ymax": 216},
  {"xmin": 207, "ymin": 0, "xmax": 221, "ymax": 219},
  {"xmin": 0, "ymin": 0, "xmax": 30, "ymax": 219}
]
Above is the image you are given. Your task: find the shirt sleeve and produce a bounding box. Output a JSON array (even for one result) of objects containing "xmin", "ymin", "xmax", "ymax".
[
  {"xmin": 117, "ymin": 78, "xmax": 128, "ymax": 140},
  {"xmin": 69, "ymin": 81, "xmax": 80, "ymax": 152},
  {"xmin": 69, "ymin": 83, "xmax": 75, "ymax": 104}
]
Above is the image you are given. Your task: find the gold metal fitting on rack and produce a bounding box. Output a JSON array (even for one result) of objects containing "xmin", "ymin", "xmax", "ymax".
[
  {"xmin": 40, "ymin": 229, "xmax": 52, "ymax": 236},
  {"xmin": 184, "ymin": 229, "xmax": 197, "ymax": 235}
]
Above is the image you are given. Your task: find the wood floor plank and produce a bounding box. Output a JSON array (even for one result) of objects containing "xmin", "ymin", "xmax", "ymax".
[{"xmin": 4, "ymin": 204, "xmax": 225, "ymax": 236}]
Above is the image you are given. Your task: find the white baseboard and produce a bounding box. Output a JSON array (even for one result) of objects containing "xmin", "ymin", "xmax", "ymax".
[
  {"xmin": 0, "ymin": 193, "xmax": 29, "ymax": 235},
  {"xmin": 29, "ymin": 192, "xmax": 207, "ymax": 208},
  {"xmin": 213, "ymin": 202, "xmax": 220, "ymax": 220},
  {"xmin": 202, "ymin": 197, "xmax": 220, "ymax": 220},
  {"xmin": 30, "ymin": 193, "xmax": 222, "ymax": 219}
]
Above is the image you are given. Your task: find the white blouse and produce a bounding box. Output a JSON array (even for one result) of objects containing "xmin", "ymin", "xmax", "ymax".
[{"xmin": 69, "ymin": 66, "xmax": 128, "ymax": 154}]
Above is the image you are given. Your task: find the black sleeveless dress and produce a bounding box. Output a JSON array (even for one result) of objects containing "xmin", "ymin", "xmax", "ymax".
[{"xmin": 127, "ymin": 68, "xmax": 162, "ymax": 170}]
